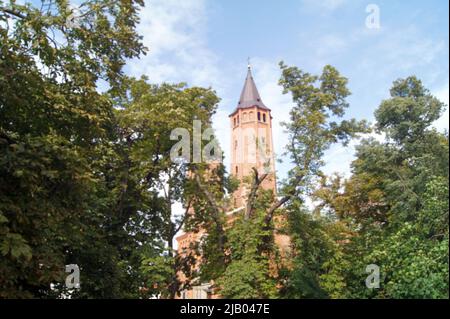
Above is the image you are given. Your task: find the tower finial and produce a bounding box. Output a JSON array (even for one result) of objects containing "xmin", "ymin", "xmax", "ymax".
[{"xmin": 247, "ymin": 57, "xmax": 251, "ymax": 70}]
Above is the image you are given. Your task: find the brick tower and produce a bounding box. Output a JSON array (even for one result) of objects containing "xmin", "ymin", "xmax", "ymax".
[
  {"xmin": 229, "ymin": 64, "xmax": 277, "ymax": 207},
  {"xmin": 176, "ymin": 65, "xmax": 282, "ymax": 299}
]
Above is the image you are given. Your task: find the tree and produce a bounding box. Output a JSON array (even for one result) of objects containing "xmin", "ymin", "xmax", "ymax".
[
  {"xmin": 313, "ymin": 76, "xmax": 449, "ymax": 299},
  {"xmin": 217, "ymin": 208, "xmax": 278, "ymax": 299},
  {"xmin": 114, "ymin": 77, "xmax": 220, "ymax": 298},
  {"xmin": 0, "ymin": 0, "xmax": 146, "ymax": 298},
  {"xmin": 189, "ymin": 63, "xmax": 369, "ymax": 298},
  {"xmin": 276, "ymin": 63, "xmax": 369, "ymax": 298}
]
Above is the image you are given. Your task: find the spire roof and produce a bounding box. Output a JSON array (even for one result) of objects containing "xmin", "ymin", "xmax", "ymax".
[{"xmin": 230, "ymin": 65, "xmax": 269, "ymax": 116}]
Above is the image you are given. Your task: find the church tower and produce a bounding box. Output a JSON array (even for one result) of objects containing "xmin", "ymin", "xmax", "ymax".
[
  {"xmin": 176, "ymin": 64, "xmax": 285, "ymax": 299},
  {"xmin": 229, "ymin": 65, "xmax": 276, "ymax": 207}
]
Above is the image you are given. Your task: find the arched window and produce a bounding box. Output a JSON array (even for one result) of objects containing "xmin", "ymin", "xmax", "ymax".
[
  {"xmin": 235, "ymin": 166, "xmax": 238, "ymax": 174},
  {"xmin": 257, "ymin": 112, "xmax": 261, "ymax": 121},
  {"xmin": 243, "ymin": 112, "xmax": 248, "ymax": 121},
  {"xmin": 237, "ymin": 115, "xmax": 239, "ymax": 124},
  {"xmin": 263, "ymin": 113, "xmax": 266, "ymax": 122},
  {"xmin": 233, "ymin": 118, "xmax": 236, "ymax": 126},
  {"xmin": 249, "ymin": 111, "xmax": 254, "ymax": 120}
]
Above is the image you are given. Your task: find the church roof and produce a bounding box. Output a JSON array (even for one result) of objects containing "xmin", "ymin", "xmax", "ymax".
[{"xmin": 229, "ymin": 66, "xmax": 270, "ymax": 116}]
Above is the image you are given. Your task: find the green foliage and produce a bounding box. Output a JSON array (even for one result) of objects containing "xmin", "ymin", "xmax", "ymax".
[
  {"xmin": 0, "ymin": 0, "xmax": 219, "ymax": 299},
  {"xmin": 283, "ymin": 202, "xmax": 343, "ymax": 299},
  {"xmin": 277, "ymin": 62, "xmax": 369, "ymax": 212},
  {"xmin": 113, "ymin": 76, "xmax": 220, "ymax": 298},
  {"xmin": 0, "ymin": 0, "xmax": 148, "ymax": 298},
  {"xmin": 139, "ymin": 243, "xmax": 175, "ymax": 298},
  {"xmin": 365, "ymin": 177, "xmax": 449, "ymax": 299},
  {"xmin": 376, "ymin": 76, "xmax": 444, "ymax": 144},
  {"xmin": 217, "ymin": 208, "xmax": 278, "ymax": 299},
  {"xmin": 217, "ymin": 255, "xmax": 277, "ymax": 299},
  {"xmin": 310, "ymin": 76, "xmax": 449, "ymax": 299},
  {"xmin": 0, "ymin": 0, "xmax": 447, "ymax": 299},
  {"xmin": 278, "ymin": 63, "xmax": 369, "ymax": 299},
  {"xmin": 0, "ymin": 233, "xmax": 32, "ymax": 260}
]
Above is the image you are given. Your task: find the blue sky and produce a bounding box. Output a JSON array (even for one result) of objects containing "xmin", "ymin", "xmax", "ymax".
[
  {"xmin": 19, "ymin": 0, "xmax": 448, "ymax": 179},
  {"xmin": 126, "ymin": 0, "xmax": 449, "ymax": 181}
]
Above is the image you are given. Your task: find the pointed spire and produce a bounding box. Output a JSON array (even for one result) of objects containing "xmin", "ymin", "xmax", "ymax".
[{"xmin": 235, "ymin": 63, "xmax": 269, "ymax": 111}]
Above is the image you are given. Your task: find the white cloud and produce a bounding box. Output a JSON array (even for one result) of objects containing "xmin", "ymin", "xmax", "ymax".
[
  {"xmin": 298, "ymin": 33, "xmax": 350, "ymax": 70},
  {"xmin": 129, "ymin": 0, "xmax": 227, "ymax": 249},
  {"xmin": 373, "ymin": 26, "xmax": 446, "ymax": 72},
  {"xmin": 323, "ymin": 131, "xmax": 385, "ymax": 178},
  {"xmin": 348, "ymin": 25, "xmax": 448, "ymax": 93},
  {"xmin": 127, "ymin": 0, "xmax": 238, "ymax": 176},
  {"xmin": 300, "ymin": 0, "xmax": 349, "ymax": 12},
  {"xmin": 299, "ymin": 24, "xmax": 446, "ymax": 82},
  {"xmin": 323, "ymin": 142, "xmax": 357, "ymax": 178},
  {"xmin": 127, "ymin": 0, "xmax": 223, "ymax": 89}
]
